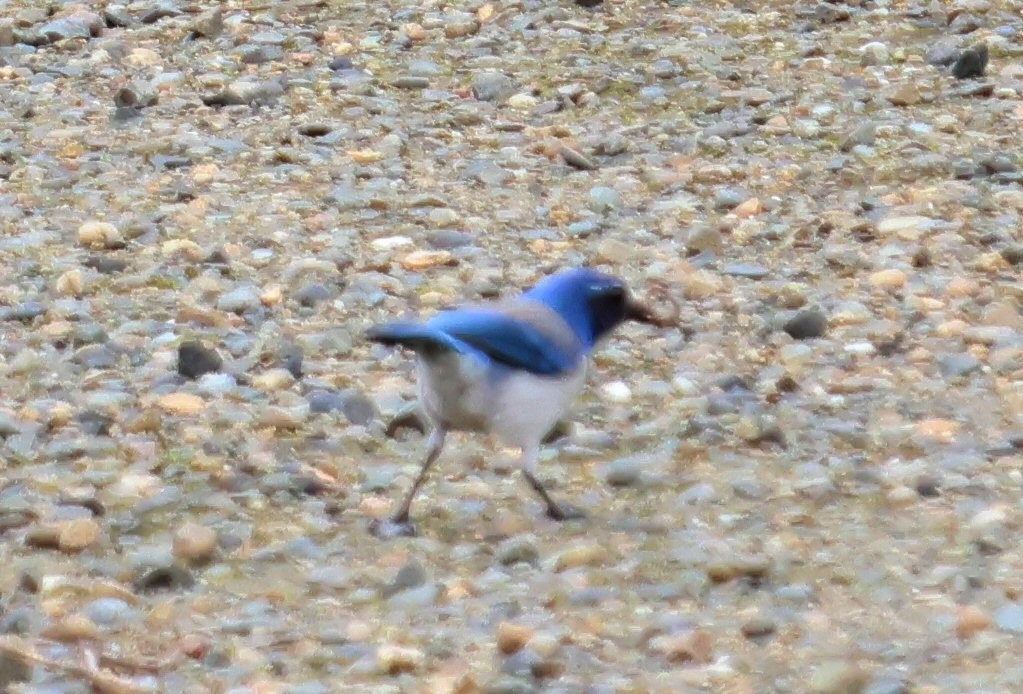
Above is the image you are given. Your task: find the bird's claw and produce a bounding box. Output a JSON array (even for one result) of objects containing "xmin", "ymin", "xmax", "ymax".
[{"xmin": 369, "ymin": 517, "xmax": 417, "ymax": 539}]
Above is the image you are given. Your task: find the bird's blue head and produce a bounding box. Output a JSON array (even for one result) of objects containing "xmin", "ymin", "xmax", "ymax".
[{"xmin": 523, "ymin": 268, "xmax": 659, "ymax": 348}]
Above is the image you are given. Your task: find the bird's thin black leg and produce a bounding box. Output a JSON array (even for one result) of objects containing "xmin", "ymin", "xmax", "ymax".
[
  {"xmin": 520, "ymin": 446, "xmax": 585, "ymax": 521},
  {"xmin": 391, "ymin": 428, "xmax": 445, "ymax": 524}
]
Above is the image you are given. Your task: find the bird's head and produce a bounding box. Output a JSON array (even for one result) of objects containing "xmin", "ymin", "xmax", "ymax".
[{"xmin": 524, "ymin": 268, "xmax": 663, "ymax": 347}]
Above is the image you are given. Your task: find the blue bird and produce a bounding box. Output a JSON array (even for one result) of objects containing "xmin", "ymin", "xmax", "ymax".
[{"xmin": 366, "ymin": 267, "xmax": 664, "ymax": 535}]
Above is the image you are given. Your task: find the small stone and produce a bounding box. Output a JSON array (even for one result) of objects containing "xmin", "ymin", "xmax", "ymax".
[
  {"xmin": 740, "ymin": 616, "xmax": 777, "ymax": 639},
  {"xmin": 55, "ymin": 269, "xmax": 84, "ymax": 297},
  {"xmin": 172, "ymin": 522, "xmax": 217, "ymax": 563},
  {"xmin": 77, "ymin": 221, "xmax": 124, "ymax": 249},
  {"xmin": 43, "ymin": 614, "xmax": 99, "ymax": 641},
  {"xmin": 400, "ymin": 250, "xmax": 453, "ymax": 271},
  {"xmin": 859, "ymin": 41, "xmax": 890, "ymax": 66},
  {"xmin": 680, "ymin": 269, "xmax": 723, "ymax": 299},
  {"xmin": 938, "ymin": 353, "xmax": 981, "ymax": 379},
  {"xmin": 885, "ymin": 83, "xmax": 921, "ymax": 106},
  {"xmin": 132, "ymin": 565, "xmax": 195, "ymax": 593},
  {"xmin": 497, "ymin": 623, "xmax": 533, "ymax": 655},
  {"xmin": 472, "ymin": 72, "xmax": 515, "ymax": 103},
  {"xmin": 732, "ymin": 197, "xmax": 762, "ymax": 217},
  {"xmin": 507, "ymin": 93, "xmax": 537, "ymax": 110},
  {"xmin": 809, "ymin": 660, "xmax": 867, "ymax": 694},
  {"xmin": 952, "ymin": 42, "xmax": 989, "ymax": 79},
  {"xmin": 191, "ymin": 7, "xmax": 223, "ymax": 37},
  {"xmin": 392, "ymin": 75, "xmax": 429, "ymax": 89},
  {"xmin": 496, "ymin": 536, "xmax": 539, "ymax": 566},
  {"xmin": 554, "ymin": 543, "xmax": 603, "ymax": 571},
  {"xmin": 252, "ymin": 368, "xmax": 295, "ymax": 391},
  {"xmin": 588, "ymin": 186, "xmax": 620, "ymax": 212},
  {"xmin": 217, "ymin": 285, "xmax": 260, "ymax": 314},
  {"xmin": 956, "ymin": 605, "xmax": 991, "ymax": 638},
  {"xmin": 723, "ymin": 263, "xmax": 769, "ymax": 279},
  {"xmin": 58, "ymin": 518, "xmax": 100, "ymax": 552},
  {"xmin": 560, "ymin": 146, "xmax": 597, "ymax": 171},
  {"xmin": 685, "ymin": 225, "xmax": 723, "ymax": 253},
  {"xmin": 600, "ymin": 381, "xmax": 631, "ymax": 403},
  {"xmin": 994, "ymin": 604, "xmax": 1023, "ymax": 634},
  {"xmin": 156, "ymin": 393, "xmax": 205, "ymax": 416},
  {"xmin": 83, "ymin": 598, "xmax": 138, "ymax": 627},
  {"xmin": 650, "ymin": 59, "xmax": 678, "ymax": 78},
  {"xmin": 605, "ymin": 457, "xmax": 642, "ymax": 487},
  {"xmin": 869, "ymin": 268, "xmax": 906, "ymax": 290},
  {"xmin": 376, "ymin": 645, "xmax": 423, "ymax": 674},
  {"xmin": 382, "ymin": 559, "xmax": 427, "ymax": 598},
  {"xmin": 444, "ymin": 12, "xmax": 479, "ymax": 39},
  {"xmin": 648, "ymin": 629, "xmax": 713, "ymax": 663},
  {"xmin": 840, "ymin": 122, "xmax": 876, "ymax": 151},
  {"xmin": 177, "ymin": 340, "xmax": 222, "ymax": 380},
  {"xmin": 784, "ymin": 309, "xmax": 827, "ymax": 339}
]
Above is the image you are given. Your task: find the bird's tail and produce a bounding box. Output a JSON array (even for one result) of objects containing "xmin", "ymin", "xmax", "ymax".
[{"xmin": 365, "ymin": 322, "xmax": 458, "ymax": 355}]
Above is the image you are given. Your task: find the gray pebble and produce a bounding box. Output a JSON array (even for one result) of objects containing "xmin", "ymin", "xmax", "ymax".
[
  {"xmin": 472, "ymin": 72, "xmax": 515, "ymax": 103},
  {"xmin": 495, "ymin": 536, "xmax": 540, "ymax": 566},
  {"xmin": 84, "ymin": 598, "xmax": 140, "ymax": 627},
  {"xmin": 938, "ymin": 353, "xmax": 981, "ymax": 379},
  {"xmin": 784, "ymin": 309, "xmax": 828, "ymax": 339},
  {"xmin": 605, "ymin": 456, "xmax": 642, "ymax": 487},
  {"xmin": 995, "ymin": 604, "xmax": 1023, "ymax": 633},
  {"xmin": 216, "ymin": 286, "xmax": 260, "ymax": 314}
]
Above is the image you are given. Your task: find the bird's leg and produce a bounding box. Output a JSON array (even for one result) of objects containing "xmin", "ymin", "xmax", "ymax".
[
  {"xmin": 370, "ymin": 428, "xmax": 446, "ymax": 539},
  {"xmin": 392, "ymin": 428, "xmax": 446, "ymax": 524},
  {"xmin": 519, "ymin": 445, "xmax": 585, "ymax": 521}
]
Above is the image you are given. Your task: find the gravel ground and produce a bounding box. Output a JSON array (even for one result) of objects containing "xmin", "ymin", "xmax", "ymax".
[{"xmin": 2, "ymin": 0, "xmax": 1023, "ymax": 692}]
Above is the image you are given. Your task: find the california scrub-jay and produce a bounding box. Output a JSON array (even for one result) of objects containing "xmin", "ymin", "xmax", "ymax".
[{"xmin": 366, "ymin": 267, "xmax": 665, "ymax": 536}]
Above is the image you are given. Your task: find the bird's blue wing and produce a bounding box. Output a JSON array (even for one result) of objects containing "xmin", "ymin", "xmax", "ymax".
[{"xmin": 426, "ymin": 309, "xmax": 581, "ymax": 375}]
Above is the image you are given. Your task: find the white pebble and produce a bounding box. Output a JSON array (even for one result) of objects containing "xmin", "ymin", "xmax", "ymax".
[{"xmin": 600, "ymin": 381, "xmax": 632, "ymax": 403}]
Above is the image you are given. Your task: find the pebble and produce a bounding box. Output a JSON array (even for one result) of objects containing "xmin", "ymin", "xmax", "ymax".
[
  {"xmin": 994, "ymin": 604, "xmax": 1023, "ymax": 634},
  {"xmin": 605, "ymin": 457, "xmax": 643, "ymax": 487},
  {"xmin": 177, "ymin": 340, "xmax": 223, "ymax": 380},
  {"xmin": 84, "ymin": 598, "xmax": 139, "ymax": 627},
  {"xmin": 496, "ymin": 622, "xmax": 533, "ymax": 655},
  {"xmin": 588, "ymin": 186, "xmax": 621, "ymax": 212},
  {"xmin": 472, "ymin": 72, "xmax": 515, "ymax": 103},
  {"xmin": 77, "ymin": 221, "xmax": 123, "ymax": 249},
  {"xmin": 216, "ymin": 286, "xmax": 261, "ymax": 314},
  {"xmin": 952, "ymin": 43, "xmax": 989, "ymax": 79},
  {"xmin": 554, "ymin": 543, "xmax": 603, "ymax": 571},
  {"xmin": 809, "ymin": 660, "xmax": 867, "ymax": 694},
  {"xmin": 376, "ymin": 645, "xmax": 424, "ymax": 674},
  {"xmin": 58, "ymin": 518, "xmax": 100, "ymax": 552},
  {"xmin": 956, "ymin": 605, "xmax": 991, "ymax": 638},
  {"xmin": 173, "ymin": 522, "xmax": 217, "ymax": 563},
  {"xmin": 495, "ymin": 536, "xmax": 540, "ymax": 566},
  {"xmin": 784, "ymin": 309, "xmax": 828, "ymax": 339},
  {"xmin": 156, "ymin": 393, "xmax": 205, "ymax": 416}
]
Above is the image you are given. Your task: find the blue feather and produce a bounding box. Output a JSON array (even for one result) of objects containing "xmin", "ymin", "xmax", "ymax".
[{"xmin": 368, "ymin": 309, "xmax": 580, "ymax": 375}]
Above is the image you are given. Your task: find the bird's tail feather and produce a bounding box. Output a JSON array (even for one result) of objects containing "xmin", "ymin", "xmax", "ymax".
[{"xmin": 366, "ymin": 322, "xmax": 460, "ymax": 355}]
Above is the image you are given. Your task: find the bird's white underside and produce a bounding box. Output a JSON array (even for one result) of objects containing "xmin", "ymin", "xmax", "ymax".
[{"xmin": 415, "ymin": 352, "xmax": 587, "ymax": 472}]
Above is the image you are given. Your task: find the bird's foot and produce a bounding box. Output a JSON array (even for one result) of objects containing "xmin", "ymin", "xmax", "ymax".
[
  {"xmin": 546, "ymin": 503, "xmax": 586, "ymax": 522},
  {"xmin": 368, "ymin": 516, "xmax": 417, "ymax": 539}
]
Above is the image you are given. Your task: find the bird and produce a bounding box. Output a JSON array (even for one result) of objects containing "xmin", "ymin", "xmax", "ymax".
[{"xmin": 365, "ymin": 267, "xmax": 666, "ymax": 537}]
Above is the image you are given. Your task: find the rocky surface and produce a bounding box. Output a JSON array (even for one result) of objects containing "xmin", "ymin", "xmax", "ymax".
[{"xmin": 1, "ymin": 0, "xmax": 1023, "ymax": 690}]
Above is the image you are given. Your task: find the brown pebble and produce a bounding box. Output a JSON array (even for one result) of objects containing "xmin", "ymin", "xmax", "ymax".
[
  {"xmin": 180, "ymin": 633, "xmax": 211, "ymax": 659},
  {"xmin": 496, "ymin": 622, "xmax": 533, "ymax": 655},
  {"xmin": 172, "ymin": 522, "xmax": 217, "ymax": 562},
  {"xmin": 58, "ymin": 518, "xmax": 100, "ymax": 552},
  {"xmin": 956, "ymin": 605, "xmax": 991, "ymax": 638},
  {"xmin": 43, "ymin": 614, "xmax": 99, "ymax": 641}
]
